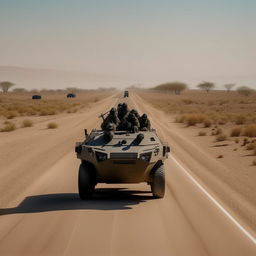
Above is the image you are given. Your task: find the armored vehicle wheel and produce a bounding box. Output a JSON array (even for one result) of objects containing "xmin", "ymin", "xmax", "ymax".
[
  {"xmin": 151, "ymin": 164, "xmax": 165, "ymax": 198},
  {"xmin": 78, "ymin": 163, "xmax": 95, "ymax": 199}
]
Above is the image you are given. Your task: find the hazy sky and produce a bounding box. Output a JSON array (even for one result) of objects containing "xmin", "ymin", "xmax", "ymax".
[{"xmin": 0, "ymin": 0, "xmax": 255, "ymax": 87}]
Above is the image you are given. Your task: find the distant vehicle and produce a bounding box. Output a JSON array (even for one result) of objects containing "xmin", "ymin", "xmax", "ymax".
[
  {"xmin": 75, "ymin": 129, "xmax": 170, "ymax": 199},
  {"xmin": 124, "ymin": 91, "xmax": 129, "ymax": 97},
  {"xmin": 32, "ymin": 95, "xmax": 42, "ymax": 99},
  {"xmin": 67, "ymin": 93, "xmax": 76, "ymax": 98}
]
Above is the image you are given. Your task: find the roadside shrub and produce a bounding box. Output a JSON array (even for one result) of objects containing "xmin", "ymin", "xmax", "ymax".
[
  {"xmin": 246, "ymin": 142, "xmax": 256, "ymax": 150},
  {"xmin": 198, "ymin": 131, "xmax": 207, "ymax": 136},
  {"xmin": 182, "ymin": 99, "xmax": 193, "ymax": 104},
  {"xmin": 243, "ymin": 125, "xmax": 256, "ymax": 137},
  {"xmin": 21, "ymin": 119, "xmax": 33, "ymax": 128},
  {"xmin": 1, "ymin": 122, "xmax": 16, "ymax": 132},
  {"xmin": 230, "ymin": 127, "xmax": 242, "ymax": 137},
  {"xmin": 184, "ymin": 113, "xmax": 207, "ymax": 126},
  {"xmin": 47, "ymin": 122, "xmax": 58, "ymax": 129},
  {"xmin": 204, "ymin": 119, "xmax": 212, "ymax": 128},
  {"xmin": 235, "ymin": 115, "xmax": 247, "ymax": 125},
  {"xmin": 4, "ymin": 111, "xmax": 17, "ymax": 119},
  {"xmin": 216, "ymin": 134, "xmax": 227, "ymax": 142},
  {"xmin": 212, "ymin": 127, "xmax": 222, "ymax": 136},
  {"xmin": 242, "ymin": 138, "xmax": 249, "ymax": 146}
]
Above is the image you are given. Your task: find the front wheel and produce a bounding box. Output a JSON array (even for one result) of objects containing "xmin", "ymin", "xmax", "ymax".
[
  {"xmin": 78, "ymin": 163, "xmax": 95, "ymax": 200},
  {"xmin": 151, "ymin": 164, "xmax": 165, "ymax": 198}
]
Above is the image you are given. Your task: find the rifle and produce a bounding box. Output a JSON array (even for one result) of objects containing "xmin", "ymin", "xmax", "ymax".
[{"xmin": 98, "ymin": 111, "xmax": 109, "ymax": 121}]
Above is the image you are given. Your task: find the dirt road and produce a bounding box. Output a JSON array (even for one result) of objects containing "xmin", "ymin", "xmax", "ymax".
[{"xmin": 0, "ymin": 92, "xmax": 255, "ymax": 256}]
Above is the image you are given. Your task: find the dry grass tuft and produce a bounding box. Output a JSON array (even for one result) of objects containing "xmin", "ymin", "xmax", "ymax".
[
  {"xmin": 235, "ymin": 115, "xmax": 247, "ymax": 125},
  {"xmin": 242, "ymin": 138, "xmax": 249, "ymax": 146},
  {"xmin": 21, "ymin": 119, "xmax": 33, "ymax": 128},
  {"xmin": 216, "ymin": 134, "xmax": 227, "ymax": 142},
  {"xmin": 204, "ymin": 119, "xmax": 212, "ymax": 128},
  {"xmin": 230, "ymin": 127, "xmax": 242, "ymax": 137},
  {"xmin": 246, "ymin": 142, "xmax": 256, "ymax": 150},
  {"xmin": 243, "ymin": 125, "xmax": 256, "ymax": 137},
  {"xmin": 1, "ymin": 122, "xmax": 16, "ymax": 132},
  {"xmin": 4, "ymin": 111, "xmax": 18, "ymax": 119},
  {"xmin": 47, "ymin": 122, "xmax": 58, "ymax": 129}
]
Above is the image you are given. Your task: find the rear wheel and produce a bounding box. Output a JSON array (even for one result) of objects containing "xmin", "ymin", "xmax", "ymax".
[
  {"xmin": 151, "ymin": 164, "xmax": 165, "ymax": 198},
  {"xmin": 78, "ymin": 163, "xmax": 95, "ymax": 199}
]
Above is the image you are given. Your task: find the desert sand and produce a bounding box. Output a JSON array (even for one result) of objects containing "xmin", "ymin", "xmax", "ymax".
[{"xmin": 0, "ymin": 91, "xmax": 255, "ymax": 256}]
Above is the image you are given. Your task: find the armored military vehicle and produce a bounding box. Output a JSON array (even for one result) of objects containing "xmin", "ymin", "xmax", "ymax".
[
  {"xmin": 124, "ymin": 90, "xmax": 129, "ymax": 97},
  {"xmin": 67, "ymin": 93, "xmax": 76, "ymax": 98},
  {"xmin": 75, "ymin": 129, "xmax": 170, "ymax": 199}
]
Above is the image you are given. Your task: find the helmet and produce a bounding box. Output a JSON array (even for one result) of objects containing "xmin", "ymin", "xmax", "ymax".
[
  {"xmin": 110, "ymin": 107, "xmax": 116, "ymax": 114},
  {"xmin": 106, "ymin": 123, "xmax": 114, "ymax": 131},
  {"xmin": 142, "ymin": 114, "xmax": 147, "ymax": 119}
]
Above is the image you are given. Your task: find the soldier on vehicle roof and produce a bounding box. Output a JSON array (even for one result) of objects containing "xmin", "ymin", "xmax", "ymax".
[
  {"xmin": 130, "ymin": 109, "xmax": 140, "ymax": 119},
  {"xmin": 126, "ymin": 112, "xmax": 140, "ymax": 132},
  {"xmin": 139, "ymin": 113, "xmax": 151, "ymax": 131},
  {"xmin": 101, "ymin": 107, "xmax": 120, "ymax": 131},
  {"xmin": 103, "ymin": 123, "xmax": 115, "ymax": 142},
  {"xmin": 118, "ymin": 103, "xmax": 129, "ymax": 121}
]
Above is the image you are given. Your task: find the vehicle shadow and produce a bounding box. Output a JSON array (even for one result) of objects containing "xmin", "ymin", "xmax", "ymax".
[{"xmin": 0, "ymin": 188, "xmax": 153, "ymax": 216}]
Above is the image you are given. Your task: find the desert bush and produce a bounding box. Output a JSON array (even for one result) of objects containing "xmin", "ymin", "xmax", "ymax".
[
  {"xmin": 212, "ymin": 127, "xmax": 222, "ymax": 136},
  {"xmin": 217, "ymin": 155, "xmax": 224, "ymax": 158},
  {"xmin": 175, "ymin": 115, "xmax": 186, "ymax": 123},
  {"xmin": 235, "ymin": 115, "xmax": 247, "ymax": 125},
  {"xmin": 216, "ymin": 134, "xmax": 227, "ymax": 142},
  {"xmin": 4, "ymin": 111, "xmax": 18, "ymax": 119},
  {"xmin": 47, "ymin": 122, "xmax": 58, "ymax": 129},
  {"xmin": 197, "ymin": 81, "xmax": 215, "ymax": 92},
  {"xmin": 224, "ymin": 83, "xmax": 235, "ymax": 92},
  {"xmin": 182, "ymin": 99, "xmax": 193, "ymax": 104},
  {"xmin": 243, "ymin": 125, "xmax": 256, "ymax": 137},
  {"xmin": 0, "ymin": 81, "xmax": 15, "ymax": 93},
  {"xmin": 198, "ymin": 131, "xmax": 207, "ymax": 136},
  {"xmin": 21, "ymin": 119, "xmax": 33, "ymax": 128},
  {"xmin": 184, "ymin": 113, "xmax": 207, "ymax": 126},
  {"xmin": 237, "ymin": 86, "xmax": 254, "ymax": 96},
  {"xmin": 235, "ymin": 138, "xmax": 239, "ymax": 144},
  {"xmin": 242, "ymin": 138, "xmax": 249, "ymax": 146},
  {"xmin": 154, "ymin": 82, "xmax": 188, "ymax": 95},
  {"xmin": 252, "ymin": 159, "xmax": 256, "ymax": 166},
  {"xmin": 246, "ymin": 142, "xmax": 256, "ymax": 150},
  {"xmin": 204, "ymin": 119, "xmax": 212, "ymax": 128},
  {"xmin": 218, "ymin": 117, "xmax": 227, "ymax": 125},
  {"xmin": 230, "ymin": 127, "xmax": 242, "ymax": 137},
  {"xmin": 1, "ymin": 122, "xmax": 16, "ymax": 132}
]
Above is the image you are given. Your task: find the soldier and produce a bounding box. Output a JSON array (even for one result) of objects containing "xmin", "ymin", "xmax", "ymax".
[
  {"xmin": 139, "ymin": 114, "xmax": 151, "ymax": 131},
  {"xmin": 101, "ymin": 107, "xmax": 120, "ymax": 131},
  {"xmin": 103, "ymin": 123, "xmax": 115, "ymax": 142},
  {"xmin": 126, "ymin": 112, "xmax": 140, "ymax": 132},
  {"xmin": 118, "ymin": 103, "xmax": 129, "ymax": 121},
  {"xmin": 130, "ymin": 109, "xmax": 140, "ymax": 119}
]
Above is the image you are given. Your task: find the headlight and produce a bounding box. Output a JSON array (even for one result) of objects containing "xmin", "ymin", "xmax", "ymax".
[
  {"xmin": 95, "ymin": 151, "xmax": 108, "ymax": 162},
  {"xmin": 140, "ymin": 152, "xmax": 152, "ymax": 162}
]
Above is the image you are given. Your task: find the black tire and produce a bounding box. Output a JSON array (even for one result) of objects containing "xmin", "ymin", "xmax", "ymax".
[
  {"xmin": 78, "ymin": 163, "xmax": 95, "ymax": 200},
  {"xmin": 151, "ymin": 164, "xmax": 165, "ymax": 198}
]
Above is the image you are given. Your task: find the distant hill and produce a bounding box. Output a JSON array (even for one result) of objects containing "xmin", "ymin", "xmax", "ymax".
[{"xmin": 0, "ymin": 66, "xmax": 132, "ymax": 90}]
